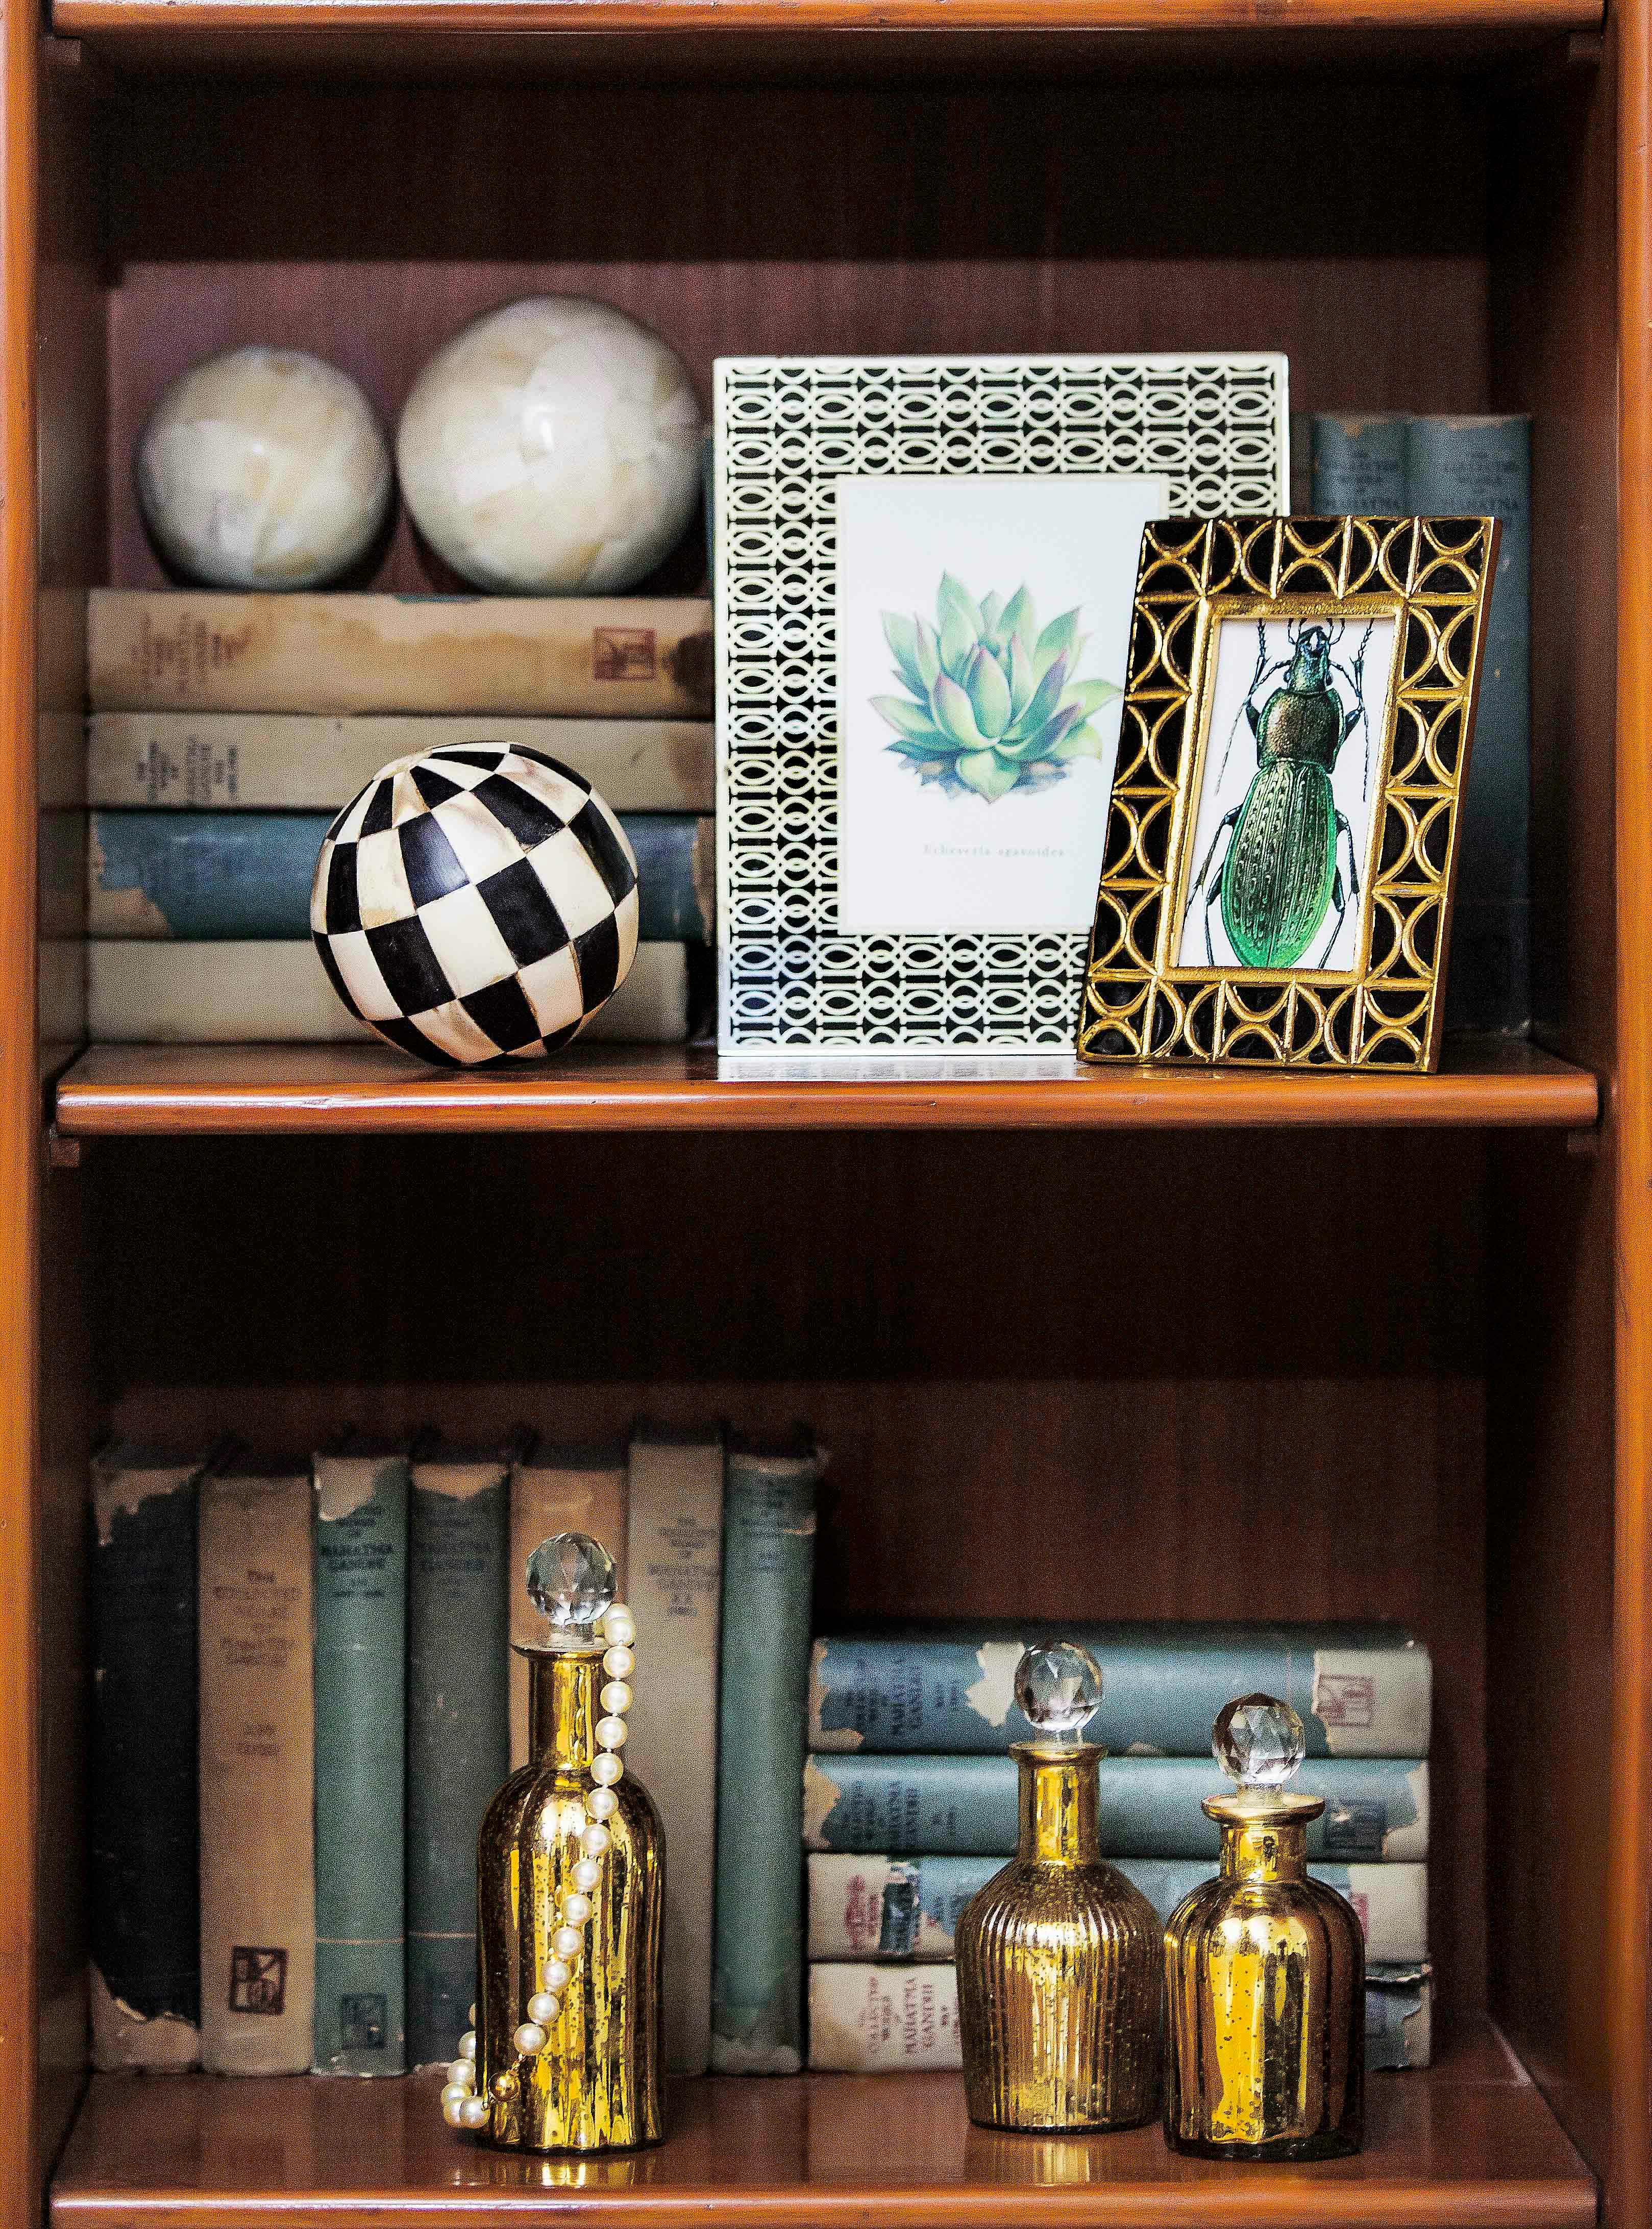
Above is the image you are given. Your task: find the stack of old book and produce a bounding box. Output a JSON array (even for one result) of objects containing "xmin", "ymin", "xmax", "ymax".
[
  {"xmin": 83, "ymin": 589, "xmax": 714, "ymax": 1046},
  {"xmin": 803, "ymin": 1623, "xmax": 1433, "ymax": 2074}
]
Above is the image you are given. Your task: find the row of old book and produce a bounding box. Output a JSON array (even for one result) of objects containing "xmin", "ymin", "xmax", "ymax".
[
  {"xmin": 90, "ymin": 1425, "xmax": 823, "ymax": 2079},
  {"xmin": 801, "ymin": 1624, "xmax": 1436, "ymax": 2075},
  {"xmin": 76, "ymin": 589, "xmax": 715, "ymax": 1045}
]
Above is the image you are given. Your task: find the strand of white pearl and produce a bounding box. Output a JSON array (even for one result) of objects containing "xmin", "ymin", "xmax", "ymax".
[{"xmin": 441, "ymin": 1600, "xmax": 636, "ymax": 2133}]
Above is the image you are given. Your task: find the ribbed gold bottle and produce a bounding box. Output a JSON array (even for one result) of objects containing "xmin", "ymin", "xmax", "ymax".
[
  {"xmin": 474, "ymin": 1648, "xmax": 665, "ymax": 2152},
  {"xmin": 954, "ymin": 1740, "xmax": 1161, "ymax": 2131},
  {"xmin": 1162, "ymin": 1792, "xmax": 1363, "ymax": 2160}
]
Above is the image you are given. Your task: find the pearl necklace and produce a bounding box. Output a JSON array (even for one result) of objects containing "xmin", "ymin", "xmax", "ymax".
[{"xmin": 439, "ymin": 1597, "xmax": 637, "ymax": 2132}]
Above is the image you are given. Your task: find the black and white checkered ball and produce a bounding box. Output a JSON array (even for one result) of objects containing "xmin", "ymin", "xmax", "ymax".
[{"xmin": 310, "ymin": 743, "xmax": 639, "ymax": 1068}]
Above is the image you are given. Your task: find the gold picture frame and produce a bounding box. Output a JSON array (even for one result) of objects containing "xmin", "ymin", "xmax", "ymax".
[{"xmin": 1077, "ymin": 514, "xmax": 1501, "ymax": 1072}]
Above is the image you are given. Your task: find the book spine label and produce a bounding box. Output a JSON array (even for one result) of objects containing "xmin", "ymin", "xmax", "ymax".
[
  {"xmin": 624, "ymin": 1430, "xmax": 725, "ymax": 2075},
  {"xmin": 89, "ymin": 811, "xmax": 713, "ymax": 945},
  {"xmin": 89, "ymin": 1454, "xmax": 202, "ymax": 2070},
  {"xmin": 88, "ymin": 592, "xmax": 714, "ymax": 718},
  {"xmin": 313, "ymin": 1454, "xmax": 408, "ymax": 2075},
  {"xmin": 406, "ymin": 1462, "xmax": 510, "ymax": 2069},
  {"xmin": 808, "ymin": 1630, "xmax": 1430, "ymax": 1757},
  {"xmin": 1309, "ymin": 415, "xmax": 1409, "ymax": 513},
  {"xmin": 806, "ymin": 1964, "xmax": 963, "ymax": 2072},
  {"xmin": 711, "ymin": 1446, "xmax": 823, "ymax": 2074},
  {"xmin": 1405, "ymin": 415, "xmax": 1531, "ymax": 1034},
  {"xmin": 508, "ymin": 1457, "xmax": 627, "ymax": 1769},
  {"xmin": 88, "ymin": 713, "xmax": 715, "ymax": 813},
  {"xmin": 802, "ymin": 1755, "xmax": 1428, "ymax": 1861},
  {"xmin": 199, "ymin": 1471, "xmax": 316, "ymax": 2074}
]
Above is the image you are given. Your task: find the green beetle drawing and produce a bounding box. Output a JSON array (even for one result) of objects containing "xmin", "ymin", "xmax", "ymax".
[{"xmin": 1184, "ymin": 617, "xmax": 1377, "ymax": 970}]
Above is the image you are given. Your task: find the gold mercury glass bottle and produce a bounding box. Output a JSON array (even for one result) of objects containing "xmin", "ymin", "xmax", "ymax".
[
  {"xmin": 1162, "ymin": 1692, "xmax": 1364, "ymax": 2161},
  {"xmin": 955, "ymin": 1642, "xmax": 1161, "ymax": 2131},
  {"xmin": 474, "ymin": 1532, "xmax": 664, "ymax": 2153}
]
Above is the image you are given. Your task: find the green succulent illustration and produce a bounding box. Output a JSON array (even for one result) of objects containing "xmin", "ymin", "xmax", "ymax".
[{"xmin": 872, "ymin": 574, "xmax": 1122, "ymax": 802}]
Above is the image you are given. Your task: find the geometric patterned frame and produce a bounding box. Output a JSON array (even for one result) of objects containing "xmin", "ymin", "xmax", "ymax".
[
  {"xmin": 714, "ymin": 353, "xmax": 1290, "ymax": 1053},
  {"xmin": 1078, "ymin": 514, "xmax": 1500, "ymax": 1073}
]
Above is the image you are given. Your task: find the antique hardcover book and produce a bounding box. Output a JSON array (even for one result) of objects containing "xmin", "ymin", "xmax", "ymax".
[
  {"xmin": 802, "ymin": 1753, "xmax": 1429, "ymax": 1861},
  {"xmin": 312, "ymin": 1445, "xmax": 409, "ymax": 2076},
  {"xmin": 711, "ymin": 1436, "xmax": 825, "ymax": 2073},
  {"xmin": 406, "ymin": 1439, "xmax": 517, "ymax": 2069},
  {"xmin": 808, "ymin": 1624, "xmax": 1430, "ymax": 1757},
  {"xmin": 87, "ymin": 591, "xmax": 713, "ymax": 719},
  {"xmin": 507, "ymin": 1442, "xmax": 627, "ymax": 1770},
  {"xmin": 1308, "ymin": 413, "xmax": 1409, "ymax": 513},
  {"xmin": 198, "ymin": 1456, "xmax": 316, "ymax": 2075},
  {"xmin": 625, "ymin": 1425, "xmax": 725, "ymax": 2074},
  {"xmin": 88, "ymin": 712, "xmax": 714, "ymax": 813},
  {"xmin": 89, "ymin": 1444, "xmax": 207, "ymax": 2071}
]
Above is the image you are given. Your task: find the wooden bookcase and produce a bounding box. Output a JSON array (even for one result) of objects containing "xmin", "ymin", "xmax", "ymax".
[{"xmin": 0, "ymin": 3, "xmax": 1644, "ymax": 2227}]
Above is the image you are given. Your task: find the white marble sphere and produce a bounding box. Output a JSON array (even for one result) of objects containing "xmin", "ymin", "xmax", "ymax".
[
  {"xmin": 396, "ymin": 296, "xmax": 703, "ymax": 594},
  {"xmin": 135, "ymin": 346, "xmax": 392, "ymax": 589}
]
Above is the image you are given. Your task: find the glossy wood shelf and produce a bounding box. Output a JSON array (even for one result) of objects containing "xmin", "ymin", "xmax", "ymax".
[
  {"xmin": 50, "ymin": 2034, "xmax": 1594, "ymax": 2229},
  {"xmin": 50, "ymin": 1036, "xmax": 1599, "ymax": 1137}
]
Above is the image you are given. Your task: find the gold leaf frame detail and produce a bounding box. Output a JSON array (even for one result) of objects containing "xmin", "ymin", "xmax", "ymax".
[{"xmin": 1077, "ymin": 514, "xmax": 1500, "ymax": 1072}]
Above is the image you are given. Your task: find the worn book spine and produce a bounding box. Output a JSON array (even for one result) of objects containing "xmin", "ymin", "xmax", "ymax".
[
  {"xmin": 1309, "ymin": 414, "xmax": 1409, "ymax": 514},
  {"xmin": 86, "ymin": 937, "xmax": 691, "ymax": 1046},
  {"xmin": 312, "ymin": 1451, "xmax": 408, "ymax": 2075},
  {"xmin": 88, "ymin": 591, "xmax": 714, "ymax": 718},
  {"xmin": 1366, "ymin": 1962, "xmax": 1433, "ymax": 2070},
  {"xmin": 89, "ymin": 1446, "xmax": 204, "ymax": 2071},
  {"xmin": 88, "ymin": 713, "xmax": 714, "ymax": 813},
  {"xmin": 1405, "ymin": 415, "xmax": 1532, "ymax": 1035},
  {"xmin": 807, "ymin": 1625, "xmax": 1430, "ymax": 1757},
  {"xmin": 406, "ymin": 1447, "xmax": 511, "ymax": 2069},
  {"xmin": 625, "ymin": 1426, "xmax": 725, "ymax": 2075},
  {"xmin": 802, "ymin": 1753, "xmax": 1428, "ymax": 1862},
  {"xmin": 508, "ymin": 1447, "xmax": 627, "ymax": 1770},
  {"xmin": 806, "ymin": 1853, "xmax": 1427, "ymax": 1964},
  {"xmin": 711, "ymin": 1440, "xmax": 824, "ymax": 2074},
  {"xmin": 199, "ymin": 1463, "xmax": 316, "ymax": 2074},
  {"xmin": 88, "ymin": 811, "xmax": 714, "ymax": 943}
]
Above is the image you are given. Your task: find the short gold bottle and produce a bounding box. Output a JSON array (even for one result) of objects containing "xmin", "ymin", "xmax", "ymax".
[
  {"xmin": 955, "ymin": 1644, "xmax": 1161, "ymax": 2132},
  {"xmin": 473, "ymin": 1540, "xmax": 664, "ymax": 2153},
  {"xmin": 1162, "ymin": 1693, "xmax": 1363, "ymax": 2162}
]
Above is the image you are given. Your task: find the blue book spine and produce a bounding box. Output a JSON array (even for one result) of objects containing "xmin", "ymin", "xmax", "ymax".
[
  {"xmin": 88, "ymin": 810, "xmax": 711, "ymax": 943},
  {"xmin": 89, "ymin": 1448, "xmax": 203, "ymax": 2068},
  {"xmin": 802, "ymin": 1753, "xmax": 1428, "ymax": 1861},
  {"xmin": 808, "ymin": 1624, "xmax": 1429, "ymax": 1757},
  {"xmin": 1404, "ymin": 416, "xmax": 1531, "ymax": 1034},
  {"xmin": 1309, "ymin": 415, "xmax": 1409, "ymax": 514},
  {"xmin": 406, "ymin": 1454, "xmax": 510, "ymax": 2069},
  {"xmin": 711, "ymin": 1442, "xmax": 823, "ymax": 2073},
  {"xmin": 313, "ymin": 1452, "xmax": 409, "ymax": 2075}
]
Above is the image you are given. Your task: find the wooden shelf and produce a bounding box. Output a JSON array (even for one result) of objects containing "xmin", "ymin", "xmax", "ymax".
[
  {"xmin": 50, "ymin": 2035, "xmax": 1594, "ymax": 2229},
  {"xmin": 51, "ymin": 1036, "xmax": 1599, "ymax": 1138}
]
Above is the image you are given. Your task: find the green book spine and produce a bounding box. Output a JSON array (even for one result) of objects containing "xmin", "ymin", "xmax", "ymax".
[
  {"xmin": 313, "ymin": 1452, "xmax": 409, "ymax": 2075},
  {"xmin": 1309, "ymin": 415, "xmax": 1408, "ymax": 513},
  {"xmin": 711, "ymin": 1441, "xmax": 824, "ymax": 2073},
  {"xmin": 802, "ymin": 1753, "xmax": 1428, "ymax": 1861},
  {"xmin": 406, "ymin": 1450, "xmax": 510, "ymax": 2069}
]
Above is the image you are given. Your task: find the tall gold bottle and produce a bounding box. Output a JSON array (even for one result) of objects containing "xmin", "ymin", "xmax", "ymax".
[
  {"xmin": 474, "ymin": 1599, "xmax": 665, "ymax": 2149},
  {"xmin": 1162, "ymin": 1694, "xmax": 1363, "ymax": 2162},
  {"xmin": 955, "ymin": 1644, "xmax": 1161, "ymax": 2132}
]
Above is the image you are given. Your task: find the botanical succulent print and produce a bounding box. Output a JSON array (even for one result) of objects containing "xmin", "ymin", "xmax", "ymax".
[{"xmin": 872, "ymin": 574, "xmax": 1122, "ymax": 802}]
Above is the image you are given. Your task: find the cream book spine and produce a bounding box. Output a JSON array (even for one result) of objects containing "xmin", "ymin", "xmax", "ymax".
[
  {"xmin": 199, "ymin": 1458, "xmax": 315, "ymax": 2074},
  {"xmin": 508, "ymin": 1445, "xmax": 627, "ymax": 1769},
  {"xmin": 87, "ymin": 939, "xmax": 691, "ymax": 1046},
  {"xmin": 624, "ymin": 1425, "xmax": 725, "ymax": 2075},
  {"xmin": 88, "ymin": 591, "xmax": 713, "ymax": 718},
  {"xmin": 806, "ymin": 1964, "xmax": 963, "ymax": 2072},
  {"xmin": 88, "ymin": 713, "xmax": 714, "ymax": 813}
]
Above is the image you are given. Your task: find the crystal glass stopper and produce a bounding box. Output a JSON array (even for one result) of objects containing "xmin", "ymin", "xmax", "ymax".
[
  {"xmin": 1015, "ymin": 1641, "xmax": 1103, "ymax": 1739},
  {"xmin": 526, "ymin": 1531, "xmax": 618, "ymax": 1636},
  {"xmin": 1214, "ymin": 1693, "xmax": 1305, "ymax": 1788}
]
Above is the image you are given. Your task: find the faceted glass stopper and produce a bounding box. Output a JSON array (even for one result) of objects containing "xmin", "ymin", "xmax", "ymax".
[
  {"xmin": 1015, "ymin": 1641, "xmax": 1103, "ymax": 1739},
  {"xmin": 525, "ymin": 1531, "xmax": 618, "ymax": 1637},
  {"xmin": 1214, "ymin": 1692, "xmax": 1305, "ymax": 1788}
]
